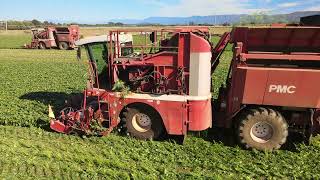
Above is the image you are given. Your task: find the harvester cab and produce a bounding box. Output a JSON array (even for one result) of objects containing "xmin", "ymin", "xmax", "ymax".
[
  {"xmin": 75, "ymin": 34, "xmax": 134, "ymax": 89},
  {"xmin": 30, "ymin": 28, "xmax": 45, "ymax": 38}
]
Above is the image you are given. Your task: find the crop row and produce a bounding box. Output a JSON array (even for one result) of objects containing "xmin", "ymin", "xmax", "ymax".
[{"xmin": 0, "ymin": 125, "xmax": 320, "ymax": 179}]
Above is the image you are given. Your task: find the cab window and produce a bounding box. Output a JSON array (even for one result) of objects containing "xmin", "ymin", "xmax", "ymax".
[
  {"xmin": 121, "ymin": 42, "xmax": 134, "ymax": 56},
  {"xmin": 86, "ymin": 43, "xmax": 109, "ymax": 89}
]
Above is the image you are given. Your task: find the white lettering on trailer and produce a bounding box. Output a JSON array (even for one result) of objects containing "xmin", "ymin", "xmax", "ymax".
[{"xmin": 269, "ymin": 85, "xmax": 296, "ymax": 94}]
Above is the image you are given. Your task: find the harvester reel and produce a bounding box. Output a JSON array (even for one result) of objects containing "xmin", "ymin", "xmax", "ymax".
[
  {"xmin": 122, "ymin": 106, "xmax": 164, "ymax": 140},
  {"xmin": 237, "ymin": 107, "xmax": 288, "ymax": 151}
]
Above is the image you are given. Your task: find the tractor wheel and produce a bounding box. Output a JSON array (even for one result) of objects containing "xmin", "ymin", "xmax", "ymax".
[
  {"xmin": 38, "ymin": 42, "xmax": 46, "ymax": 49},
  {"xmin": 123, "ymin": 106, "xmax": 164, "ymax": 140},
  {"xmin": 59, "ymin": 42, "xmax": 69, "ymax": 50},
  {"xmin": 237, "ymin": 107, "xmax": 288, "ymax": 151}
]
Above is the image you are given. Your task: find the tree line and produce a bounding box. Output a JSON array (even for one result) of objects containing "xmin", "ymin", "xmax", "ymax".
[
  {"xmin": 0, "ymin": 19, "xmax": 63, "ymax": 30},
  {"xmin": 0, "ymin": 19, "xmax": 128, "ymax": 30}
]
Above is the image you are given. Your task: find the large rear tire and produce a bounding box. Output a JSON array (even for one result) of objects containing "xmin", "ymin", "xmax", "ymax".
[
  {"xmin": 59, "ymin": 42, "xmax": 69, "ymax": 50},
  {"xmin": 237, "ymin": 107, "xmax": 288, "ymax": 151},
  {"xmin": 123, "ymin": 106, "xmax": 164, "ymax": 140}
]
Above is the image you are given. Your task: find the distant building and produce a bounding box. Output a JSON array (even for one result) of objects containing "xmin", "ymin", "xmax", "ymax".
[{"xmin": 300, "ymin": 15, "xmax": 320, "ymax": 26}]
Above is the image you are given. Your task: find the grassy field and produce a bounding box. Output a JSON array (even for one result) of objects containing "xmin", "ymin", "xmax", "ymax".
[
  {"xmin": 0, "ymin": 33, "xmax": 31, "ymax": 49},
  {"xmin": 0, "ymin": 30, "xmax": 319, "ymax": 178},
  {"xmin": 0, "ymin": 125, "xmax": 319, "ymax": 179},
  {"xmin": 0, "ymin": 49, "xmax": 85, "ymax": 127},
  {"xmin": 80, "ymin": 26, "xmax": 232, "ymax": 36}
]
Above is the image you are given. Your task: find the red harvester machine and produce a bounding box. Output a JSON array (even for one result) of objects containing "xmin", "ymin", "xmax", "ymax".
[
  {"xmin": 25, "ymin": 25, "xmax": 80, "ymax": 50},
  {"xmin": 49, "ymin": 26, "xmax": 320, "ymax": 151}
]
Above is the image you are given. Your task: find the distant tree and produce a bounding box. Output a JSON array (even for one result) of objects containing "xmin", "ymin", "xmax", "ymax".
[
  {"xmin": 43, "ymin": 21, "xmax": 56, "ymax": 26},
  {"xmin": 108, "ymin": 22, "xmax": 115, "ymax": 26},
  {"xmin": 222, "ymin": 22, "xmax": 230, "ymax": 26},
  {"xmin": 275, "ymin": 15, "xmax": 289, "ymax": 24},
  {"xmin": 240, "ymin": 11, "xmax": 290, "ymax": 25},
  {"xmin": 114, "ymin": 22, "xmax": 124, "ymax": 26},
  {"xmin": 31, "ymin": 19, "xmax": 42, "ymax": 26},
  {"xmin": 188, "ymin": 21, "xmax": 195, "ymax": 26},
  {"xmin": 240, "ymin": 12, "xmax": 268, "ymax": 25}
]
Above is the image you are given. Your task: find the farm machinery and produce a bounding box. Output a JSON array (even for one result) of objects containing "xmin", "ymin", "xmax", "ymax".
[
  {"xmin": 25, "ymin": 25, "xmax": 80, "ymax": 50},
  {"xmin": 49, "ymin": 26, "xmax": 320, "ymax": 150}
]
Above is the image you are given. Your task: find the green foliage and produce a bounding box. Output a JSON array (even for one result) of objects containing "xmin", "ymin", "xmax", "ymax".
[
  {"xmin": 0, "ymin": 126, "xmax": 319, "ymax": 179},
  {"xmin": 112, "ymin": 80, "xmax": 130, "ymax": 98},
  {"xmin": 0, "ymin": 49, "xmax": 86, "ymax": 127},
  {"xmin": 0, "ymin": 34, "xmax": 31, "ymax": 49},
  {"xmin": 90, "ymin": 119, "xmax": 107, "ymax": 135},
  {"xmin": 31, "ymin": 19, "xmax": 42, "ymax": 26},
  {"xmin": 240, "ymin": 11, "xmax": 289, "ymax": 25},
  {"xmin": 1, "ymin": 20, "xmax": 58, "ymax": 30}
]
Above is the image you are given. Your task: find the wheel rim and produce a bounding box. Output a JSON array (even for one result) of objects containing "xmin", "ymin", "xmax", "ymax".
[
  {"xmin": 40, "ymin": 43, "xmax": 45, "ymax": 49},
  {"xmin": 60, "ymin": 43, "xmax": 68, "ymax": 49},
  {"xmin": 132, "ymin": 113, "xmax": 152, "ymax": 133},
  {"xmin": 250, "ymin": 122, "xmax": 274, "ymax": 143}
]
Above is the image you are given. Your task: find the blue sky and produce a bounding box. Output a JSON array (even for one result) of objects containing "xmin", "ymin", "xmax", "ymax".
[{"xmin": 0, "ymin": 0, "xmax": 319, "ymax": 23}]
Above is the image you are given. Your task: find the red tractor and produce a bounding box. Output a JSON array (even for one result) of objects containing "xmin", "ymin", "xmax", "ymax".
[
  {"xmin": 49, "ymin": 26, "xmax": 320, "ymax": 151},
  {"xmin": 25, "ymin": 25, "xmax": 80, "ymax": 50}
]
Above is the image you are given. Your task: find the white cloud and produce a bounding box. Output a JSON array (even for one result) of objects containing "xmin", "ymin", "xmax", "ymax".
[
  {"xmin": 155, "ymin": 0, "xmax": 270, "ymax": 17},
  {"xmin": 305, "ymin": 5, "xmax": 320, "ymax": 11},
  {"xmin": 278, "ymin": 2, "xmax": 300, "ymax": 8},
  {"xmin": 137, "ymin": 0, "xmax": 167, "ymax": 7}
]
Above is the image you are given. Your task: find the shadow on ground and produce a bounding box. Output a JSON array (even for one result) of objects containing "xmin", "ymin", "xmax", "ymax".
[
  {"xmin": 20, "ymin": 91, "xmax": 82, "ymax": 107},
  {"xmin": 19, "ymin": 91, "xmax": 83, "ymax": 130},
  {"xmin": 197, "ymin": 127, "xmax": 307, "ymax": 152},
  {"xmin": 196, "ymin": 127, "xmax": 237, "ymax": 147}
]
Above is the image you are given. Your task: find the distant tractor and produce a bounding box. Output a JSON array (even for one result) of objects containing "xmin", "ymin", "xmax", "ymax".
[{"xmin": 25, "ymin": 25, "xmax": 80, "ymax": 50}]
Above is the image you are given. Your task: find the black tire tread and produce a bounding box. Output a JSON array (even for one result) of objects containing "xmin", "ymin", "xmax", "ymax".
[
  {"xmin": 59, "ymin": 42, "xmax": 69, "ymax": 50},
  {"xmin": 39, "ymin": 42, "xmax": 46, "ymax": 49},
  {"xmin": 122, "ymin": 106, "xmax": 164, "ymax": 140}
]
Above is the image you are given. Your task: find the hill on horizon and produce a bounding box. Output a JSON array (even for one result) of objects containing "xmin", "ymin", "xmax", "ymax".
[{"xmin": 110, "ymin": 11, "xmax": 320, "ymax": 25}]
